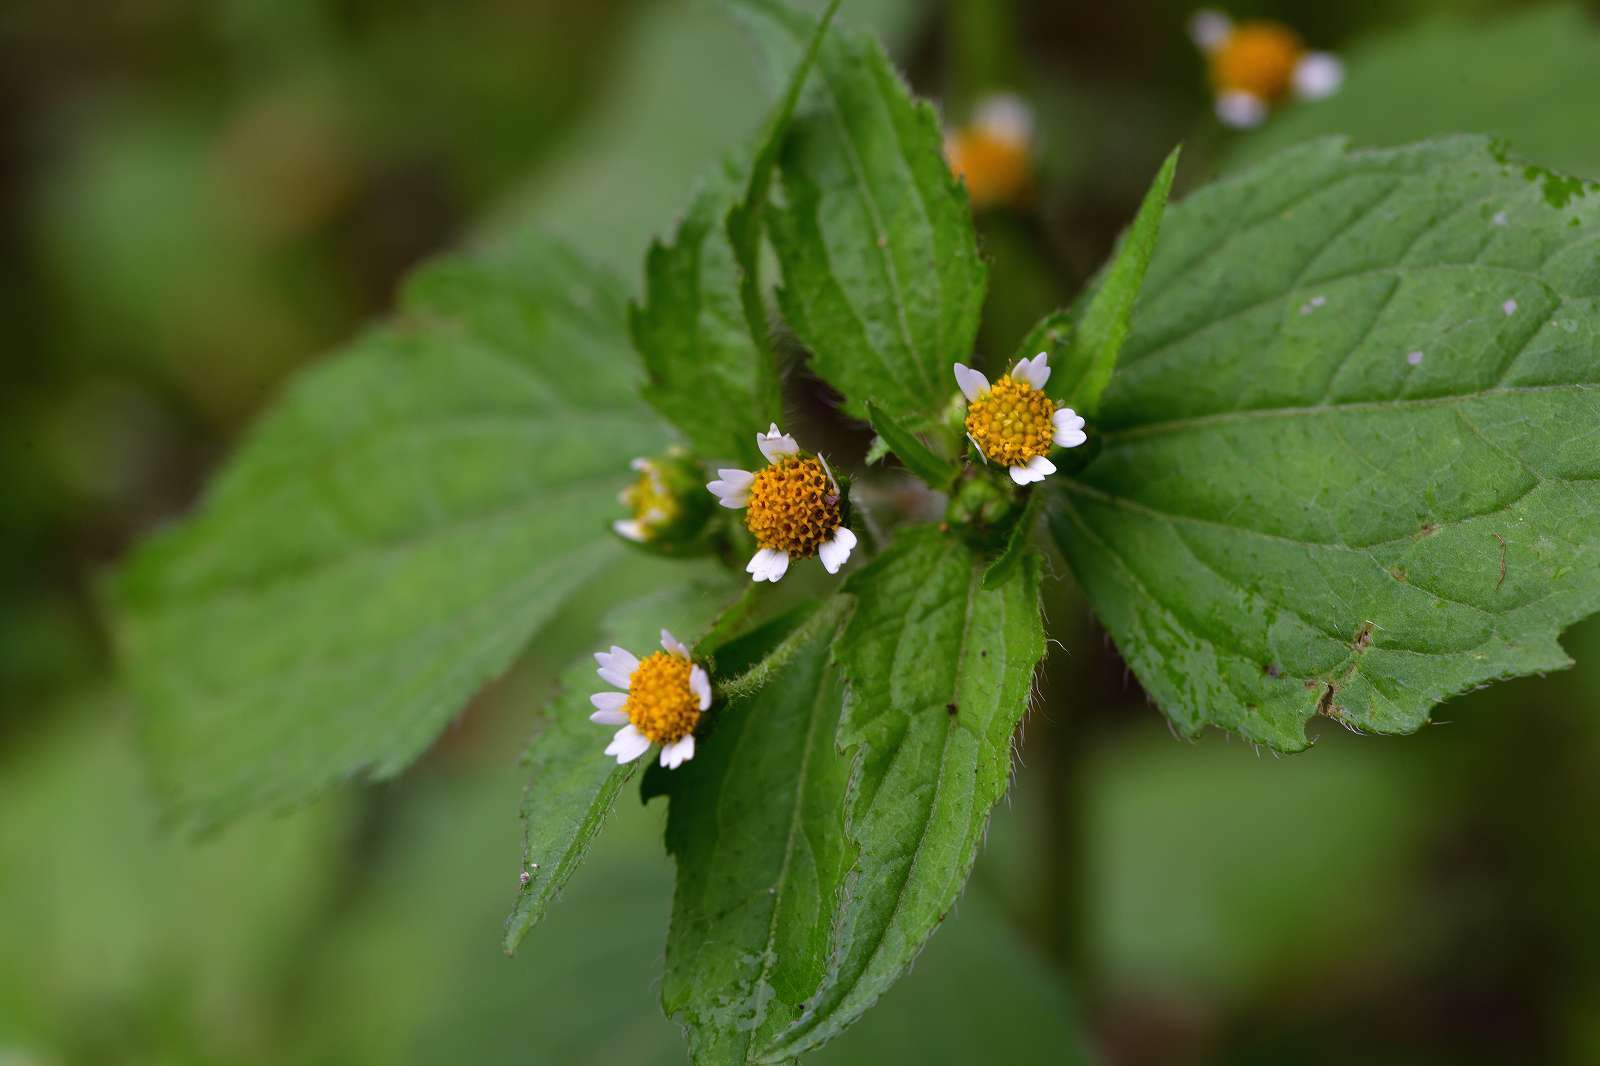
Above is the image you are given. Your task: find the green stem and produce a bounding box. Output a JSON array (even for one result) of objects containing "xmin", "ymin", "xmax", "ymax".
[{"xmin": 717, "ymin": 594, "xmax": 849, "ymax": 704}]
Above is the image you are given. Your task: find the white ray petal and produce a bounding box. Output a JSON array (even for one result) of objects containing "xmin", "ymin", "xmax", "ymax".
[
  {"xmin": 953, "ymin": 363, "xmax": 990, "ymax": 402},
  {"xmin": 1054, "ymin": 425, "xmax": 1088, "ymax": 448},
  {"xmin": 1189, "ymin": 9, "xmax": 1232, "ymax": 52},
  {"xmin": 604, "ymin": 724, "xmax": 652, "ymax": 764},
  {"xmin": 1052, "ymin": 407, "xmax": 1084, "ymax": 430},
  {"xmin": 757, "ymin": 424, "xmax": 800, "ymax": 463},
  {"xmin": 590, "ymin": 691, "xmax": 627, "ymax": 712},
  {"xmin": 612, "ymin": 519, "xmax": 647, "ymax": 542},
  {"xmin": 746, "ymin": 547, "xmax": 777, "ymax": 582},
  {"xmin": 1293, "ymin": 52, "xmax": 1344, "ymax": 100},
  {"xmin": 707, "ymin": 468, "xmax": 754, "ymax": 509},
  {"xmin": 1009, "ymin": 464, "xmax": 1039, "ymax": 486},
  {"xmin": 1215, "ymin": 91, "xmax": 1267, "ymax": 129},
  {"xmin": 763, "ymin": 550, "xmax": 790, "ymax": 583},
  {"xmin": 689, "ymin": 665, "xmax": 711, "ymax": 711},
  {"xmin": 1025, "ymin": 454, "xmax": 1057, "ymax": 480},
  {"xmin": 659, "ymin": 629, "xmax": 689, "ymax": 658},
  {"xmin": 1024, "ymin": 352, "xmax": 1052, "ymax": 389},
  {"xmin": 589, "ymin": 708, "xmax": 628, "ymax": 725},
  {"xmin": 661, "ymin": 734, "xmax": 696, "ymax": 770},
  {"xmin": 594, "ymin": 645, "xmax": 638, "ymax": 689},
  {"xmin": 973, "ymin": 92, "xmax": 1033, "ymax": 145}
]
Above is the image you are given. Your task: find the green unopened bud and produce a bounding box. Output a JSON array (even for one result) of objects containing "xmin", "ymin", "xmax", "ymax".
[
  {"xmin": 945, "ymin": 465, "xmax": 1023, "ymax": 533},
  {"xmin": 613, "ymin": 448, "xmax": 715, "ymax": 553}
]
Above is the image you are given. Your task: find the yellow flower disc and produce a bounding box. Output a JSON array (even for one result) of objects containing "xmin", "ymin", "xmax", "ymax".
[
  {"xmin": 744, "ymin": 456, "xmax": 840, "ymax": 559},
  {"xmin": 626, "ymin": 652, "xmax": 700, "ymax": 745},
  {"xmin": 1209, "ymin": 21, "xmax": 1303, "ymax": 103},
  {"xmin": 622, "ymin": 462, "xmax": 678, "ymax": 536},
  {"xmin": 965, "ymin": 375, "xmax": 1057, "ymax": 467},
  {"xmin": 945, "ymin": 128, "xmax": 1031, "ymax": 210}
]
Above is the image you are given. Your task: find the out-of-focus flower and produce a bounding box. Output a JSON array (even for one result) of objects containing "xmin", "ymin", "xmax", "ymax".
[
  {"xmin": 954, "ymin": 353, "xmax": 1086, "ymax": 486},
  {"xmin": 943, "ymin": 93, "xmax": 1035, "ymax": 210},
  {"xmin": 613, "ymin": 448, "xmax": 713, "ymax": 547},
  {"xmin": 1189, "ymin": 9, "xmax": 1344, "ymax": 128},
  {"xmin": 591, "ymin": 629, "xmax": 711, "ymax": 769},
  {"xmin": 707, "ymin": 424, "xmax": 857, "ymax": 583}
]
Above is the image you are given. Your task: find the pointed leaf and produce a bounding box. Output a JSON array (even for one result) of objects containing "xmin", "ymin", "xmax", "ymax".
[
  {"xmin": 764, "ymin": 525, "xmax": 1044, "ymax": 1060},
  {"xmin": 1051, "ymin": 145, "xmax": 1179, "ymax": 415},
  {"xmin": 658, "ymin": 602, "xmax": 853, "ymax": 1061},
  {"xmin": 1051, "ymin": 136, "xmax": 1600, "ymax": 750},
  {"xmin": 504, "ymin": 580, "xmax": 735, "ymax": 953},
  {"xmin": 866, "ymin": 401, "xmax": 960, "ymax": 489},
  {"xmin": 110, "ymin": 236, "xmax": 661, "ymax": 831},
  {"xmin": 761, "ymin": 3, "xmax": 988, "ymax": 425}
]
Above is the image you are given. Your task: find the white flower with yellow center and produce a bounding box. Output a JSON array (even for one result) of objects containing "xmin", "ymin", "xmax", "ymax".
[
  {"xmin": 590, "ymin": 629, "xmax": 710, "ymax": 769},
  {"xmin": 943, "ymin": 92, "xmax": 1035, "ymax": 211},
  {"xmin": 1189, "ymin": 9, "xmax": 1344, "ymax": 129},
  {"xmin": 706, "ymin": 424, "xmax": 858, "ymax": 583},
  {"xmin": 613, "ymin": 458, "xmax": 675, "ymax": 543},
  {"xmin": 954, "ymin": 352, "xmax": 1087, "ymax": 486}
]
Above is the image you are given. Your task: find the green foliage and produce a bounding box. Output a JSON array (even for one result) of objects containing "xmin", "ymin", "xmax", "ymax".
[
  {"xmin": 111, "ymin": 234, "xmax": 661, "ymax": 831},
  {"xmin": 659, "ymin": 607, "xmax": 852, "ymax": 1061},
  {"xmin": 1050, "ymin": 136, "xmax": 1600, "ymax": 750},
  {"xmin": 768, "ymin": 526, "xmax": 1045, "ymax": 1060},
  {"xmin": 1052, "ymin": 146, "xmax": 1180, "ymax": 415},
  {"xmin": 633, "ymin": 167, "xmax": 773, "ymax": 465},
  {"xmin": 504, "ymin": 580, "xmax": 733, "ymax": 953},
  {"xmin": 865, "ymin": 401, "xmax": 960, "ymax": 489},
  {"xmin": 757, "ymin": 0, "xmax": 988, "ymax": 426}
]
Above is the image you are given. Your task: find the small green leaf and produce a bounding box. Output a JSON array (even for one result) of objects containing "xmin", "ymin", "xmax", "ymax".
[
  {"xmin": 982, "ymin": 490, "xmax": 1042, "ymax": 591},
  {"xmin": 658, "ymin": 603, "xmax": 853, "ymax": 1061},
  {"xmin": 765, "ymin": 525, "xmax": 1044, "ymax": 1060},
  {"xmin": 727, "ymin": 0, "xmax": 841, "ymax": 370},
  {"xmin": 504, "ymin": 581, "xmax": 734, "ymax": 954},
  {"xmin": 1051, "ymin": 145, "xmax": 1179, "ymax": 415},
  {"xmin": 632, "ymin": 167, "xmax": 772, "ymax": 464},
  {"xmin": 1051, "ymin": 136, "xmax": 1600, "ymax": 750},
  {"xmin": 111, "ymin": 235, "xmax": 661, "ymax": 831},
  {"xmin": 866, "ymin": 401, "xmax": 960, "ymax": 489},
  {"xmin": 759, "ymin": 1, "xmax": 988, "ymax": 426}
]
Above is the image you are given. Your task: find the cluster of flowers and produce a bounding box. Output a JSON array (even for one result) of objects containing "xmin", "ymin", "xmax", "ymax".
[
  {"xmin": 590, "ymin": 354, "xmax": 1085, "ymax": 770},
  {"xmin": 943, "ymin": 10, "xmax": 1343, "ymax": 211}
]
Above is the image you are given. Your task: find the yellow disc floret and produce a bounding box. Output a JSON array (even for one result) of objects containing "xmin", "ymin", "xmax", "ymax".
[
  {"xmin": 1210, "ymin": 21, "xmax": 1303, "ymax": 102},
  {"xmin": 625, "ymin": 652, "xmax": 700, "ymax": 745},
  {"xmin": 744, "ymin": 456, "xmax": 841, "ymax": 559},
  {"xmin": 945, "ymin": 129, "xmax": 1031, "ymax": 210},
  {"xmin": 965, "ymin": 375, "xmax": 1057, "ymax": 467}
]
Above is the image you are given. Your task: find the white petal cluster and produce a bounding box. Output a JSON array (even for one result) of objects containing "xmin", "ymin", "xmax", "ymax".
[{"xmin": 589, "ymin": 629, "xmax": 710, "ymax": 770}]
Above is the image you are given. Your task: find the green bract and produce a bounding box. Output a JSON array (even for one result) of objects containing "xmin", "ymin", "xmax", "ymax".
[{"xmin": 105, "ymin": 0, "xmax": 1600, "ymax": 1060}]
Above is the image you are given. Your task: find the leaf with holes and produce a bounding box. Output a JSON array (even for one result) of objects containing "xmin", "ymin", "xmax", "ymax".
[
  {"xmin": 758, "ymin": 0, "xmax": 987, "ymax": 426},
  {"xmin": 763, "ymin": 525, "xmax": 1044, "ymax": 1060},
  {"xmin": 111, "ymin": 235, "xmax": 663, "ymax": 831},
  {"xmin": 1049, "ymin": 136, "xmax": 1600, "ymax": 750}
]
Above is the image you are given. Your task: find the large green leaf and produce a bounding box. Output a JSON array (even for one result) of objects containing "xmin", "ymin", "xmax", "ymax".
[
  {"xmin": 1225, "ymin": 4, "xmax": 1600, "ymax": 184},
  {"xmin": 1050, "ymin": 136, "xmax": 1600, "ymax": 750},
  {"xmin": 766, "ymin": 525, "xmax": 1045, "ymax": 1060},
  {"xmin": 761, "ymin": 1, "xmax": 987, "ymax": 426},
  {"xmin": 112, "ymin": 234, "xmax": 663, "ymax": 831},
  {"xmin": 503, "ymin": 579, "xmax": 733, "ymax": 954},
  {"xmin": 658, "ymin": 603, "xmax": 853, "ymax": 1062}
]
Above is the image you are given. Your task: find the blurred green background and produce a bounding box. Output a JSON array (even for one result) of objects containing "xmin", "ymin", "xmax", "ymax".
[{"xmin": 5, "ymin": 1, "xmax": 1600, "ymax": 1063}]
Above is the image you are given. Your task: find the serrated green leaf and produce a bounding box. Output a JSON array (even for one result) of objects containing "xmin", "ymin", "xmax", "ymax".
[
  {"xmin": 632, "ymin": 166, "xmax": 772, "ymax": 465},
  {"xmin": 765, "ymin": 525, "xmax": 1044, "ymax": 1060},
  {"xmin": 1050, "ymin": 145, "xmax": 1179, "ymax": 415},
  {"xmin": 727, "ymin": 0, "xmax": 840, "ymax": 367},
  {"xmin": 762, "ymin": 4, "xmax": 987, "ymax": 426},
  {"xmin": 111, "ymin": 234, "xmax": 662, "ymax": 831},
  {"xmin": 866, "ymin": 401, "xmax": 960, "ymax": 489},
  {"xmin": 1050, "ymin": 136, "xmax": 1600, "ymax": 751},
  {"xmin": 504, "ymin": 580, "xmax": 735, "ymax": 954},
  {"xmin": 657, "ymin": 604, "xmax": 853, "ymax": 1062}
]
